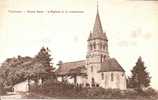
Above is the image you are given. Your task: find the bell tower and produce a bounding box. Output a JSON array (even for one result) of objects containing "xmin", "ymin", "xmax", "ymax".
[
  {"xmin": 86, "ymin": 2, "xmax": 109, "ymax": 64},
  {"xmin": 86, "ymin": 1, "xmax": 109, "ymax": 86}
]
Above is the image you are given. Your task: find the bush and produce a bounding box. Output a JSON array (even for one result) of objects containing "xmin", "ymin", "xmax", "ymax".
[
  {"xmin": 0, "ymin": 84, "xmax": 6, "ymax": 95},
  {"xmin": 143, "ymin": 87, "xmax": 157, "ymax": 96},
  {"xmin": 30, "ymin": 80, "xmax": 158, "ymax": 99}
]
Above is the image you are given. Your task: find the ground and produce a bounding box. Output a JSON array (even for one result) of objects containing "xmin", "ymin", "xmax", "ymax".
[{"xmin": 0, "ymin": 91, "xmax": 158, "ymax": 100}]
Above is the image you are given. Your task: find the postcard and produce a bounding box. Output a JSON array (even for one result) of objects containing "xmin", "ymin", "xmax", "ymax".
[{"xmin": 0, "ymin": 0, "xmax": 158, "ymax": 99}]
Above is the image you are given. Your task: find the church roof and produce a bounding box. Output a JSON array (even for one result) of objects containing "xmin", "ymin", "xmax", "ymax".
[
  {"xmin": 93, "ymin": 11, "xmax": 103, "ymax": 34},
  {"xmin": 99, "ymin": 58, "xmax": 125, "ymax": 72},
  {"xmin": 55, "ymin": 60, "xmax": 86, "ymax": 76},
  {"xmin": 88, "ymin": 9, "xmax": 107, "ymax": 41}
]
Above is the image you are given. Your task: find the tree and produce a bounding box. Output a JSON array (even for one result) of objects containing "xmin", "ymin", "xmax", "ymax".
[
  {"xmin": 129, "ymin": 56, "xmax": 151, "ymax": 91},
  {"xmin": 34, "ymin": 47, "xmax": 55, "ymax": 80},
  {"xmin": 0, "ymin": 47, "xmax": 55, "ymax": 92}
]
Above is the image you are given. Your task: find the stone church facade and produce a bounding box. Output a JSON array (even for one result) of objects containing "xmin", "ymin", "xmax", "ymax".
[{"xmin": 56, "ymin": 7, "xmax": 127, "ymax": 90}]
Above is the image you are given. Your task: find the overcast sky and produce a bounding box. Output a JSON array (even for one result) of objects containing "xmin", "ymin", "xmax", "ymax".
[{"xmin": 0, "ymin": 0, "xmax": 158, "ymax": 89}]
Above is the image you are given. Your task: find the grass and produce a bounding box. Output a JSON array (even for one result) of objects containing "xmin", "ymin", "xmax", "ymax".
[{"xmin": 27, "ymin": 80, "xmax": 158, "ymax": 99}]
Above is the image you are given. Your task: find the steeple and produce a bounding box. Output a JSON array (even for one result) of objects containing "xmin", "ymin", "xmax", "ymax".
[
  {"xmin": 88, "ymin": 1, "xmax": 107, "ymax": 41},
  {"xmin": 87, "ymin": 0, "xmax": 109, "ymax": 58},
  {"xmin": 93, "ymin": 1, "xmax": 103, "ymax": 34}
]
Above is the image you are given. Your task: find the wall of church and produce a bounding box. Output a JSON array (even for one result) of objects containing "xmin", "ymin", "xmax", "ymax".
[
  {"xmin": 86, "ymin": 63, "xmax": 102, "ymax": 86},
  {"xmin": 57, "ymin": 75, "xmax": 87, "ymax": 86},
  {"xmin": 76, "ymin": 76, "xmax": 87, "ymax": 85},
  {"xmin": 100, "ymin": 72, "xmax": 126, "ymax": 90}
]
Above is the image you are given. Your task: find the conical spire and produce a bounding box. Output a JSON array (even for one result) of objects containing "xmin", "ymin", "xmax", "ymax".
[
  {"xmin": 88, "ymin": 1, "xmax": 107, "ymax": 41},
  {"xmin": 93, "ymin": 1, "xmax": 103, "ymax": 34}
]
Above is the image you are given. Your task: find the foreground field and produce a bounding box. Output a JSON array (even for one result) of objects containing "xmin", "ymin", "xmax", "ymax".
[{"xmin": 1, "ymin": 92, "xmax": 158, "ymax": 100}]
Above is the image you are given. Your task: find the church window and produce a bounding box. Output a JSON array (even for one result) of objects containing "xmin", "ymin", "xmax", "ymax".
[
  {"xmin": 91, "ymin": 66, "xmax": 93, "ymax": 72},
  {"xmin": 111, "ymin": 73, "xmax": 114, "ymax": 81},
  {"xmin": 101, "ymin": 72, "xmax": 104, "ymax": 80},
  {"xmin": 101, "ymin": 55, "xmax": 102, "ymax": 63},
  {"xmin": 91, "ymin": 78, "xmax": 95, "ymax": 87},
  {"xmin": 99, "ymin": 43, "xmax": 102, "ymax": 49},
  {"xmin": 103, "ymin": 45, "xmax": 105, "ymax": 50},
  {"xmin": 90, "ymin": 44, "xmax": 92, "ymax": 50},
  {"xmin": 122, "ymin": 73, "xmax": 124, "ymax": 77},
  {"xmin": 93, "ymin": 42, "xmax": 96, "ymax": 49}
]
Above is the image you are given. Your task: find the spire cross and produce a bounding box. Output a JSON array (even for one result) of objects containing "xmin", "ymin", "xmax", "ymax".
[{"xmin": 97, "ymin": 0, "xmax": 99, "ymax": 13}]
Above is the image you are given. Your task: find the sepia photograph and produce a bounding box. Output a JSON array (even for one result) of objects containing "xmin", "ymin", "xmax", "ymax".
[{"xmin": 0, "ymin": 0, "xmax": 158, "ymax": 99}]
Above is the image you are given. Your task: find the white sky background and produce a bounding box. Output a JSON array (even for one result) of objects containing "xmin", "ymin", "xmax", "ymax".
[{"xmin": 0, "ymin": 0, "xmax": 158, "ymax": 89}]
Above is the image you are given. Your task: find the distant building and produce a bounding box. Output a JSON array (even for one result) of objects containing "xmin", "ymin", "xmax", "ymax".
[
  {"xmin": 13, "ymin": 79, "xmax": 42, "ymax": 93},
  {"xmin": 13, "ymin": 80, "xmax": 29, "ymax": 93},
  {"xmin": 56, "ymin": 6, "xmax": 127, "ymax": 90}
]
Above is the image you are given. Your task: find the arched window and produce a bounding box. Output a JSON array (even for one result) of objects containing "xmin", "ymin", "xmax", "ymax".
[
  {"xmin": 111, "ymin": 73, "xmax": 114, "ymax": 81},
  {"xmin": 101, "ymin": 72, "xmax": 104, "ymax": 80},
  {"xmin": 99, "ymin": 43, "xmax": 102, "ymax": 49},
  {"xmin": 103, "ymin": 45, "xmax": 105, "ymax": 50},
  {"xmin": 104, "ymin": 55, "xmax": 106, "ymax": 60},
  {"xmin": 93, "ymin": 42, "xmax": 96, "ymax": 49},
  {"xmin": 91, "ymin": 77, "xmax": 95, "ymax": 87},
  {"xmin": 91, "ymin": 66, "xmax": 93, "ymax": 72},
  {"xmin": 100, "ymin": 55, "xmax": 102, "ymax": 63},
  {"xmin": 90, "ymin": 44, "xmax": 92, "ymax": 50},
  {"xmin": 122, "ymin": 73, "xmax": 124, "ymax": 77}
]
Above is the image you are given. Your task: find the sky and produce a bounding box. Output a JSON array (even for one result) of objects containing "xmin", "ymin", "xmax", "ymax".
[{"xmin": 0, "ymin": 0, "xmax": 158, "ymax": 89}]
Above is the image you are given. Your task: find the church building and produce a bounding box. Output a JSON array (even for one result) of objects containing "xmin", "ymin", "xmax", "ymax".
[{"xmin": 56, "ymin": 5, "xmax": 127, "ymax": 90}]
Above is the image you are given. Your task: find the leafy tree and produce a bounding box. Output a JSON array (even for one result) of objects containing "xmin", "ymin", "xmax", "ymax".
[
  {"xmin": 34, "ymin": 47, "xmax": 55, "ymax": 80},
  {"xmin": 0, "ymin": 47, "xmax": 55, "ymax": 92},
  {"xmin": 129, "ymin": 56, "xmax": 151, "ymax": 91}
]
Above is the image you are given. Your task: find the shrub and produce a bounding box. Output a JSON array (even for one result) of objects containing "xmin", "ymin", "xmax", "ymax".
[
  {"xmin": 30, "ymin": 80, "xmax": 158, "ymax": 99},
  {"xmin": 143, "ymin": 87, "xmax": 157, "ymax": 96},
  {"xmin": 0, "ymin": 84, "xmax": 6, "ymax": 95}
]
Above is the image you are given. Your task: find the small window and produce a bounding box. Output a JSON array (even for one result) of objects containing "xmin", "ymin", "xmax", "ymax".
[
  {"xmin": 101, "ymin": 55, "xmax": 102, "ymax": 63},
  {"xmin": 91, "ymin": 78, "xmax": 95, "ymax": 87},
  {"xmin": 93, "ymin": 42, "xmax": 96, "ymax": 49},
  {"xmin": 122, "ymin": 73, "xmax": 124, "ymax": 77},
  {"xmin": 101, "ymin": 72, "xmax": 104, "ymax": 80},
  {"xmin": 103, "ymin": 45, "xmax": 105, "ymax": 50},
  {"xmin": 91, "ymin": 66, "xmax": 93, "ymax": 72},
  {"xmin": 104, "ymin": 55, "xmax": 106, "ymax": 60},
  {"xmin": 111, "ymin": 73, "xmax": 114, "ymax": 81},
  {"xmin": 90, "ymin": 44, "xmax": 92, "ymax": 50},
  {"xmin": 99, "ymin": 43, "xmax": 102, "ymax": 49}
]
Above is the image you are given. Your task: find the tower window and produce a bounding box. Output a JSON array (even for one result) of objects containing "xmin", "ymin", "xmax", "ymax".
[
  {"xmin": 90, "ymin": 44, "xmax": 92, "ymax": 50},
  {"xmin": 91, "ymin": 66, "xmax": 93, "ymax": 72},
  {"xmin": 93, "ymin": 42, "xmax": 96, "ymax": 49},
  {"xmin": 101, "ymin": 72, "xmax": 104, "ymax": 80},
  {"xmin": 111, "ymin": 73, "xmax": 114, "ymax": 81},
  {"xmin": 99, "ymin": 43, "xmax": 102, "ymax": 49},
  {"xmin": 101, "ymin": 55, "xmax": 102, "ymax": 63},
  {"xmin": 103, "ymin": 45, "xmax": 105, "ymax": 50}
]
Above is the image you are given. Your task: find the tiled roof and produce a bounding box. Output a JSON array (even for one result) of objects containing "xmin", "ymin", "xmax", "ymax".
[
  {"xmin": 55, "ymin": 60, "xmax": 86, "ymax": 76},
  {"xmin": 99, "ymin": 58, "xmax": 125, "ymax": 72}
]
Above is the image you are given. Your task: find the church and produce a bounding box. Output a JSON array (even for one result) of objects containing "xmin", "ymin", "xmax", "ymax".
[{"xmin": 55, "ymin": 5, "xmax": 127, "ymax": 90}]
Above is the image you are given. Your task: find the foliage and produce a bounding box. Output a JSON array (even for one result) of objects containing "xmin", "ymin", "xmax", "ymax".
[
  {"xmin": 29, "ymin": 79, "xmax": 158, "ymax": 99},
  {"xmin": 0, "ymin": 47, "xmax": 55, "ymax": 91},
  {"xmin": 29, "ymin": 79, "xmax": 145, "ymax": 99},
  {"xmin": 143, "ymin": 87, "xmax": 158, "ymax": 96},
  {"xmin": 128, "ymin": 56, "xmax": 151, "ymax": 91},
  {"xmin": 35, "ymin": 47, "xmax": 55, "ymax": 80},
  {"xmin": 0, "ymin": 83, "xmax": 6, "ymax": 95}
]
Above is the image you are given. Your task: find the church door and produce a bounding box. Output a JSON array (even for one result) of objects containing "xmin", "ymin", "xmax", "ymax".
[{"xmin": 91, "ymin": 77, "xmax": 95, "ymax": 87}]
